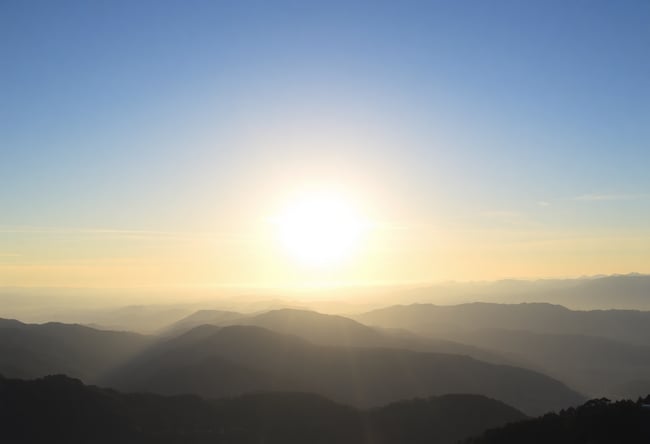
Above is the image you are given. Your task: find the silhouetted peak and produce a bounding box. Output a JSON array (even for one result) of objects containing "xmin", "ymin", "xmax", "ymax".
[{"xmin": 0, "ymin": 318, "xmax": 28, "ymax": 329}]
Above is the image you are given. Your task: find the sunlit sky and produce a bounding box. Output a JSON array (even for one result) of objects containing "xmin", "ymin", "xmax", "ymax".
[{"xmin": 2, "ymin": 0, "xmax": 649, "ymax": 288}]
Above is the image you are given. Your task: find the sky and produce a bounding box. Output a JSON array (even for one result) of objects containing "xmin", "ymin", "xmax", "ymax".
[{"xmin": 1, "ymin": 0, "xmax": 649, "ymax": 288}]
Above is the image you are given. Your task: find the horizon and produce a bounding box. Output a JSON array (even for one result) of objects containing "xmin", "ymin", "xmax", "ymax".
[
  {"xmin": 2, "ymin": 272, "xmax": 649, "ymax": 316},
  {"xmin": 2, "ymin": 270, "xmax": 648, "ymax": 289}
]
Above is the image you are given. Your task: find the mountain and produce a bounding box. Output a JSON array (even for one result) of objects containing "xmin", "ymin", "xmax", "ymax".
[
  {"xmin": 0, "ymin": 288, "xmax": 195, "ymax": 333},
  {"xmin": 162, "ymin": 308, "xmax": 388, "ymax": 342},
  {"xmin": 357, "ymin": 304, "xmax": 650, "ymax": 398},
  {"xmin": 0, "ymin": 374, "xmax": 526, "ymax": 444},
  {"xmin": 451, "ymin": 328, "xmax": 650, "ymax": 398},
  {"xmin": 160, "ymin": 309, "xmax": 244, "ymax": 336},
  {"xmin": 356, "ymin": 302, "xmax": 650, "ymax": 346},
  {"xmin": 560, "ymin": 274, "xmax": 650, "ymax": 310},
  {"xmin": 82, "ymin": 305, "xmax": 193, "ymax": 333},
  {"xmin": 165, "ymin": 308, "xmax": 509, "ymax": 364},
  {"xmin": 106, "ymin": 324, "xmax": 584, "ymax": 415},
  {"xmin": 395, "ymin": 274, "xmax": 650, "ymax": 310},
  {"xmin": 0, "ymin": 318, "xmax": 152, "ymax": 381},
  {"xmin": 368, "ymin": 394, "xmax": 526, "ymax": 444},
  {"xmin": 464, "ymin": 397, "xmax": 650, "ymax": 444},
  {"xmin": 240, "ymin": 308, "xmax": 384, "ymax": 345}
]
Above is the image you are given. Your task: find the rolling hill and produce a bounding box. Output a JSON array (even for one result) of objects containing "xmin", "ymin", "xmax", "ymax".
[
  {"xmin": 105, "ymin": 324, "xmax": 584, "ymax": 415},
  {"xmin": 356, "ymin": 302, "xmax": 650, "ymax": 346},
  {"xmin": 0, "ymin": 318, "xmax": 152, "ymax": 381},
  {"xmin": 0, "ymin": 374, "xmax": 526, "ymax": 444},
  {"xmin": 451, "ymin": 328, "xmax": 650, "ymax": 398},
  {"xmin": 164, "ymin": 308, "xmax": 509, "ymax": 364},
  {"xmin": 464, "ymin": 396, "xmax": 650, "ymax": 444}
]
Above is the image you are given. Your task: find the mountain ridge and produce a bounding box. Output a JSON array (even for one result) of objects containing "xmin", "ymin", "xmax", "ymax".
[{"xmin": 106, "ymin": 324, "xmax": 584, "ymax": 415}]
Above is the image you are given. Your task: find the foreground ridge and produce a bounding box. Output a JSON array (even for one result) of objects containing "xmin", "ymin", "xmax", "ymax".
[
  {"xmin": 465, "ymin": 396, "xmax": 650, "ymax": 444},
  {"xmin": 0, "ymin": 374, "xmax": 524, "ymax": 444}
]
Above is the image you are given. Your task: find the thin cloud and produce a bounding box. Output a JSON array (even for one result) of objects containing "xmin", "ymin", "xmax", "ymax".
[
  {"xmin": 0, "ymin": 226, "xmax": 246, "ymax": 242},
  {"xmin": 572, "ymin": 193, "xmax": 648, "ymax": 202}
]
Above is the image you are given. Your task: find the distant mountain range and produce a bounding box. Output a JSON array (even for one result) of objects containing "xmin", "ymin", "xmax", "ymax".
[
  {"xmin": 1, "ymin": 274, "xmax": 649, "ymax": 443},
  {"xmin": 8, "ymin": 298, "xmax": 650, "ymax": 417},
  {"xmin": 357, "ymin": 302, "xmax": 650, "ymax": 398},
  {"xmin": 162, "ymin": 308, "xmax": 508, "ymax": 364},
  {"xmin": 395, "ymin": 274, "xmax": 650, "ymax": 310},
  {"xmin": 356, "ymin": 302, "xmax": 650, "ymax": 345},
  {"xmin": 0, "ymin": 312, "xmax": 582, "ymax": 415},
  {"xmin": 2, "ymin": 274, "xmax": 649, "ymax": 329},
  {"xmin": 105, "ymin": 324, "xmax": 583, "ymax": 415},
  {"xmin": 451, "ymin": 328, "xmax": 650, "ymax": 398}
]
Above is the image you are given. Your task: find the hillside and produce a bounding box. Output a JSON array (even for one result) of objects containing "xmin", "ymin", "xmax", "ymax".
[
  {"xmin": 0, "ymin": 374, "xmax": 526, "ymax": 444},
  {"xmin": 0, "ymin": 318, "xmax": 152, "ymax": 381},
  {"xmin": 357, "ymin": 304, "xmax": 650, "ymax": 397},
  {"xmin": 105, "ymin": 324, "xmax": 584, "ymax": 415},
  {"xmin": 160, "ymin": 309, "xmax": 244, "ymax": 336},
  {"xmin": 465, "ymin": 397, "xmax": 650, "ymax": 443},
  {"xmin": 452, "ymin": 328, "xmax": 650, "ymax": 398},
  {"xmin": 165, "ymin": 308, "xmax": 509, "ymax": 364},
  {"xmin": 356, "ymin": 303, "xmax": 650, "ymax": 346}
]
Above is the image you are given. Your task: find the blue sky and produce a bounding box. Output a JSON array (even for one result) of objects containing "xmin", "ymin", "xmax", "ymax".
[{"xmin": 2, "ymin": 0, "xmax": 649, "ymax": 286}]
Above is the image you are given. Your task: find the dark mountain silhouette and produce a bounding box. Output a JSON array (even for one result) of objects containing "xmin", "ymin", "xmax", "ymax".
[
  {"xmin": 357, "ymin": 302, "xmax": 650, "ymax": 346},
  {"xmin": 0, "ymin": 318, "xmax": 152, "ymax": 381},
  {"xmin": 464, "ymin": 396, "xmax": 650, "ymax": 443},
  {"xmin": 105, "ymin": 324, "xmax": 584, "ymax": 415},
  {"xmin": 368, "ymin": 394, "xmax": 526, "ymax": 444},
  {"xmin": 0, "ymin": 374, "xmax": 526, "ymax": 444}
]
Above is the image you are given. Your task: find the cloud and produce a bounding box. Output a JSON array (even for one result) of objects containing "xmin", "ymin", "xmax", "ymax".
[
  {"xmin": 572, "ymin": 193, "xmax": 648, "ymax": 202},
  {"xmin": 0, "ymin": 226, "xmax": 246, "ymax": 243}
]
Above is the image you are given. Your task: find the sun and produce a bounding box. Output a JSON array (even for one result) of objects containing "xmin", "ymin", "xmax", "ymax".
[{"xmin": 272, "ymin": 190, "xmax": 367, "ymax": 267}]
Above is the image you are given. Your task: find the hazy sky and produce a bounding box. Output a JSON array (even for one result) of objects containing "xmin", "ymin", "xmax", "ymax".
[{"xmin": 2, "ymin": 0, "xmax": 649, "ymax": 288}]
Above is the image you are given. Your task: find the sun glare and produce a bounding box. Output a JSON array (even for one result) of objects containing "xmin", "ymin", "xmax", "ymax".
[{"xmin": 273, "ymin": 190, "xmax": 367, "ymax": 267}]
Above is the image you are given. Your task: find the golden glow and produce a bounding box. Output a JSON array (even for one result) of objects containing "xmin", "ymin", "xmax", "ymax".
[{"xmin": 272, "ymin": 189, "xmax": 367, "ymax": 267}]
